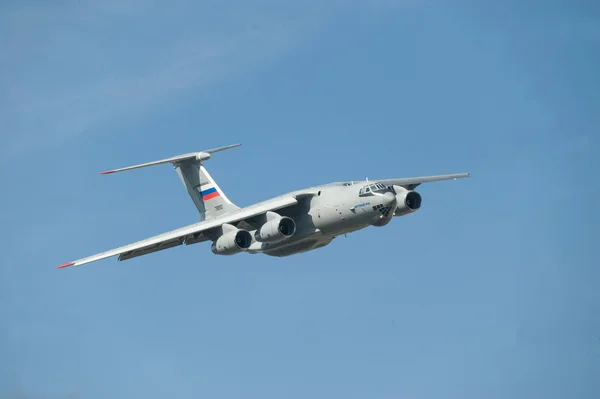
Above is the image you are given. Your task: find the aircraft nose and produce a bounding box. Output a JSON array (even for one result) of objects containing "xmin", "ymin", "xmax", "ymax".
[{"xmin": 382, "ymin": 191, "xmax": 396, "ymax": 206}]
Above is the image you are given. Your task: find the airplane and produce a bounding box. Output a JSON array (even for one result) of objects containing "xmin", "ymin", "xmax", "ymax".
[{"xmin": 57, "ymin": 144, "xmax": 469, "ymax": 269}]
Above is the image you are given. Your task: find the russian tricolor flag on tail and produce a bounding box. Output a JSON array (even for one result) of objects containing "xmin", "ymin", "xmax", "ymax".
[{"xmin": 200, "ymin": 187, "xmax": 220, "ymax": 200}]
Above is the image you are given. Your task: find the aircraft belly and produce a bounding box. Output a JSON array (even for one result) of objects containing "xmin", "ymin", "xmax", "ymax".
[{"xmin": 263, "ymin": 237, "xmax": 334, "ymax": 257}]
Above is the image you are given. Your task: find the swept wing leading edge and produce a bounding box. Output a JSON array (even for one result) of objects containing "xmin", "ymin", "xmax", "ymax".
[
  {"xmin": 377, "ymin": 173, "xmax": 470, "ymax": 189},
  {"xmin": 57, "ymin": 196, "xmax": 298, "ymax": 269}
]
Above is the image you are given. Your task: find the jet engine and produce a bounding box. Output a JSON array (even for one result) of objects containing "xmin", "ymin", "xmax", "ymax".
[
  {"xmin": 255, "ymin": 214, "xmax": 296, "ymax": 243},
  {"xmin": 392, "ymin": 185, "xmax": 422, "ymax": 217},
  {"xmin": 211, "ymin": 228, "xmax": 253, "ymax": 255}
]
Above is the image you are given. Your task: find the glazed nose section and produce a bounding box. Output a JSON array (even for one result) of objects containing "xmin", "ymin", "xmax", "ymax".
[{"xmin": 382, "ymin": 191, "xmax": 396, "ymax": 206}]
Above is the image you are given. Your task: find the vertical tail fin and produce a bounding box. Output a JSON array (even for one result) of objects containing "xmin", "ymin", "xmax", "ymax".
[
  {"xmin": 100, "ymin": 144, "xmax": 241, "ymax": 221},
  {"xmin": 175, "ymin": 162, "xmax": 239, "ymax": 220}
]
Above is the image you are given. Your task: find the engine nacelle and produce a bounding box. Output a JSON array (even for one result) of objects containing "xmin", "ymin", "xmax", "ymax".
[
  {"xmin": 392, "ymin": 185, "xmax": 422, "ymax": 217},
  {"xmin": 255, "ymin": 215, "xmax": 296, "ymax": 243},
  {"xmin": 211, "ymin": 229, "xmax": 253, "ymax": 255}
]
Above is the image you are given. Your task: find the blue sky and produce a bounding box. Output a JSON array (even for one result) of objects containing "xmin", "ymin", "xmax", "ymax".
[{"xmin": 1, "ymin": 1, "xmax": 598, "ymax": 398}]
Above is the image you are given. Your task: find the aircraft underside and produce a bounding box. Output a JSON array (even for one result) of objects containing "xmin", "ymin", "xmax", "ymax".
[{"xmin": 260, "ymin": 236, "xmax": 335, "ymax": 257}]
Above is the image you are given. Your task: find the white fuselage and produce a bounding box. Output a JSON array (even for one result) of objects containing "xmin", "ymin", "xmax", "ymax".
[{"xmin": 245, "ymin": 182, "xmax": 398, "ymax": 257}]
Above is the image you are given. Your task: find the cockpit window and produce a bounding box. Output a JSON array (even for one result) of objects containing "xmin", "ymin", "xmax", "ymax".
[
  {"xmin": 358, "ymin": 183, "xmax": 388, "ymax": 196},
  {"xmin": 360, "ymin": 182, "xmax": 387, "ymax": 196}
]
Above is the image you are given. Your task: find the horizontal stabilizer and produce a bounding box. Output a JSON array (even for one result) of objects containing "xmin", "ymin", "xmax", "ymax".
[{"xmin": 100, "ymin": 144, "xmax": 241, "ymax": 175}]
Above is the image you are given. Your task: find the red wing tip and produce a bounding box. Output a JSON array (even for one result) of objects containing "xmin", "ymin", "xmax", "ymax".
[
  {"xmin": 57, "ymin": 262, "xmax": 75, "ymax": 269},
  {"xmin": 100, "ymin": 170, "xmax": 115, "ymax": 175}
]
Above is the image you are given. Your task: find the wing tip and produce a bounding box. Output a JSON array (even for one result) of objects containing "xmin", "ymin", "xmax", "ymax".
[
  {"xmin": 100, "ymin": 170, "xmax": 115, "ymax": 175},
  {"xmin": 57, "ymin": 261, "xmax": 75, "ymax": 269}
]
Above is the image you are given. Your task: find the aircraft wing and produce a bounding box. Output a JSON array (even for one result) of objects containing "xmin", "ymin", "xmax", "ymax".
[
  {"xmin": 57, "ymin": 196, "xmax": 298, "ymax": 269},
  {"xmin": 378, "ymin": 173, "xmax": 470, "ymax": 190}
]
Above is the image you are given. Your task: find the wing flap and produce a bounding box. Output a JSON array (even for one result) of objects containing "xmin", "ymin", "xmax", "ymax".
[
  {"xmin": 118, "ymin": 237, "xmax": 185, "ymax": 261},
  {"xmin": 183, "ymin": 233, "xmax": 210, "ymax": 246},
  {"xmin": 58, "ymin": 196, "xmax": 298, "ymax": 268}
]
